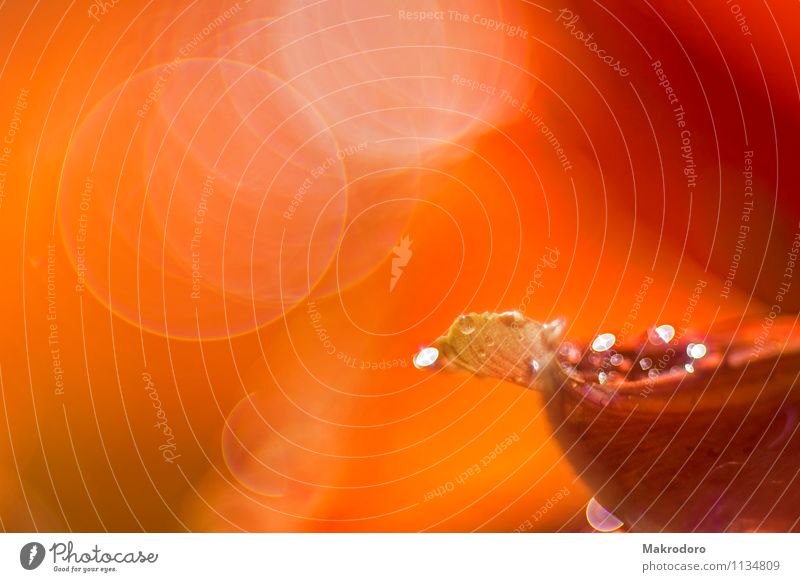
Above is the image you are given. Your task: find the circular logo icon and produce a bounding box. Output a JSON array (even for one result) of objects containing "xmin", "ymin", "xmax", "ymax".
[{"xmin": 20, "ymin": 542, "xmax": 45, "ymax": 570}]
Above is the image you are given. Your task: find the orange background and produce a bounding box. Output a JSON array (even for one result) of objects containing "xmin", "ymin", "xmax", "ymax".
[{"xmin": 0, "ymin": 0, "xmax": 798, "ymax": 531}]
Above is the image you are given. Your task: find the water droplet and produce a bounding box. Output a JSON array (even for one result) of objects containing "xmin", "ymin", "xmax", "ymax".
[
  {"xmin": 684, "ymin": 363, "xmax": 695, "ymax": 373},
  {"xmin": 654, "ymin": 324, "xmax": 675, "ymax": 343},
  {"xmin": 639, "ymin": 357, "xmax": 653, "ymax": 370},
  {"xmin": 545, "ymin": 316, "xmax": 566, "ymax": 338},
  {"xmin": 531, "ymin": 360, "xmax": 541, "ymax": 373},
  {"xmin": 586, "ymin": 497, "xmax": 623, "ymax": 532},
  {"xmin": 598, "ymin": 371, "xmax": 608, "ymax": 384},
  {"xmin": 457, "ymin": 315, "xmax": 476, "ymax": 335},
  {"xmin": 499, "ymin": 310, "xmax": 524, "ymax": 324},
  {"xmin": 610, "ymin": 353, "xmax": 623, "ymax": 366},
  {"xmin": 687, "ymin": 343, "xmax": 707, "ymax": 359},
  {"xmin": 648, "ymin": 368, "xmax": 659, "ymax": 379},
  {"xmin": 592, "ymin": 333, "xmax": 616, "ymax": 352},
  {"xmin": 559, "ymin": 342, "xmax": 581, "ymax": 363},
  {"xmin": 413, "ymin": 347, "xmax": 439, "ymax": 369}
]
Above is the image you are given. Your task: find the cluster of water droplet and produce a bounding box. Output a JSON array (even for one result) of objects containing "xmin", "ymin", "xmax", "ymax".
[
  {"xmin": 588, "ymin": 331, "xmax": 625, "ymax": 385},
  {"xmin": 557, "ymin": 323, "xmax": 711, "ymax": 391},
  {"xmin": 413, "ymin": 317, "xmax": 711, "ymax": 396}
]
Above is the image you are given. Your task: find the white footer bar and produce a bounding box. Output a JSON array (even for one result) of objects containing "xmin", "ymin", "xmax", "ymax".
[{"xmin": 1, "ymin": 533, "xmax": 797, "ymax": 581}]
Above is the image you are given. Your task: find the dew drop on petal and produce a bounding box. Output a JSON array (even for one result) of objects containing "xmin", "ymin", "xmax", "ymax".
[
  {"xmin": 639, "ymin": 357, "xmax": 653, "ymax": 370},
  {"xmin": 413, "ymin": 347, "xmax": 439, "ymax": 369},
  {"xmin": 545, "ymin": 316, "xmax": 566, "ymax": 337},
  {"xmin": 598, "ymin": 371, "xmax": 608, "ymax": 385},
  {"xmin": 685, "ymin": 363, "xmax": 695, "ymax": 373},
  {"xmin": 687, "ymin": 343, "xmax": 707, "ymax": 359},
  {"xmin": 654, "ymin": 324, "xmax": 675, "ymax": 343},
  {"xmin": 648, "ymin": 368, "xmax": 659, "ymax": 379},
  {"xmin": 586, "ymin": 497, "xmax": 623, "ymax": 532},
  {"xmin": 500, "ymin": 310, "xmax": 524, "ymax": 323},
  {"xmin": 531, "ymin": 359, "xmax": 541, "ymax": 373},
  {"xmin": 458, "ymin": 315, "xmax": 476, "ymax": 335},
  {"xmin": 592, "ymin": 333, "xmax": 616, "ymax": 353},
  {"xmin": 610, "ymin": 353, "xmax": 623, "ymax": 366},
  {"xmin": 559, "ymin": 342, "xmax": 580, "ymax": 363}
]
